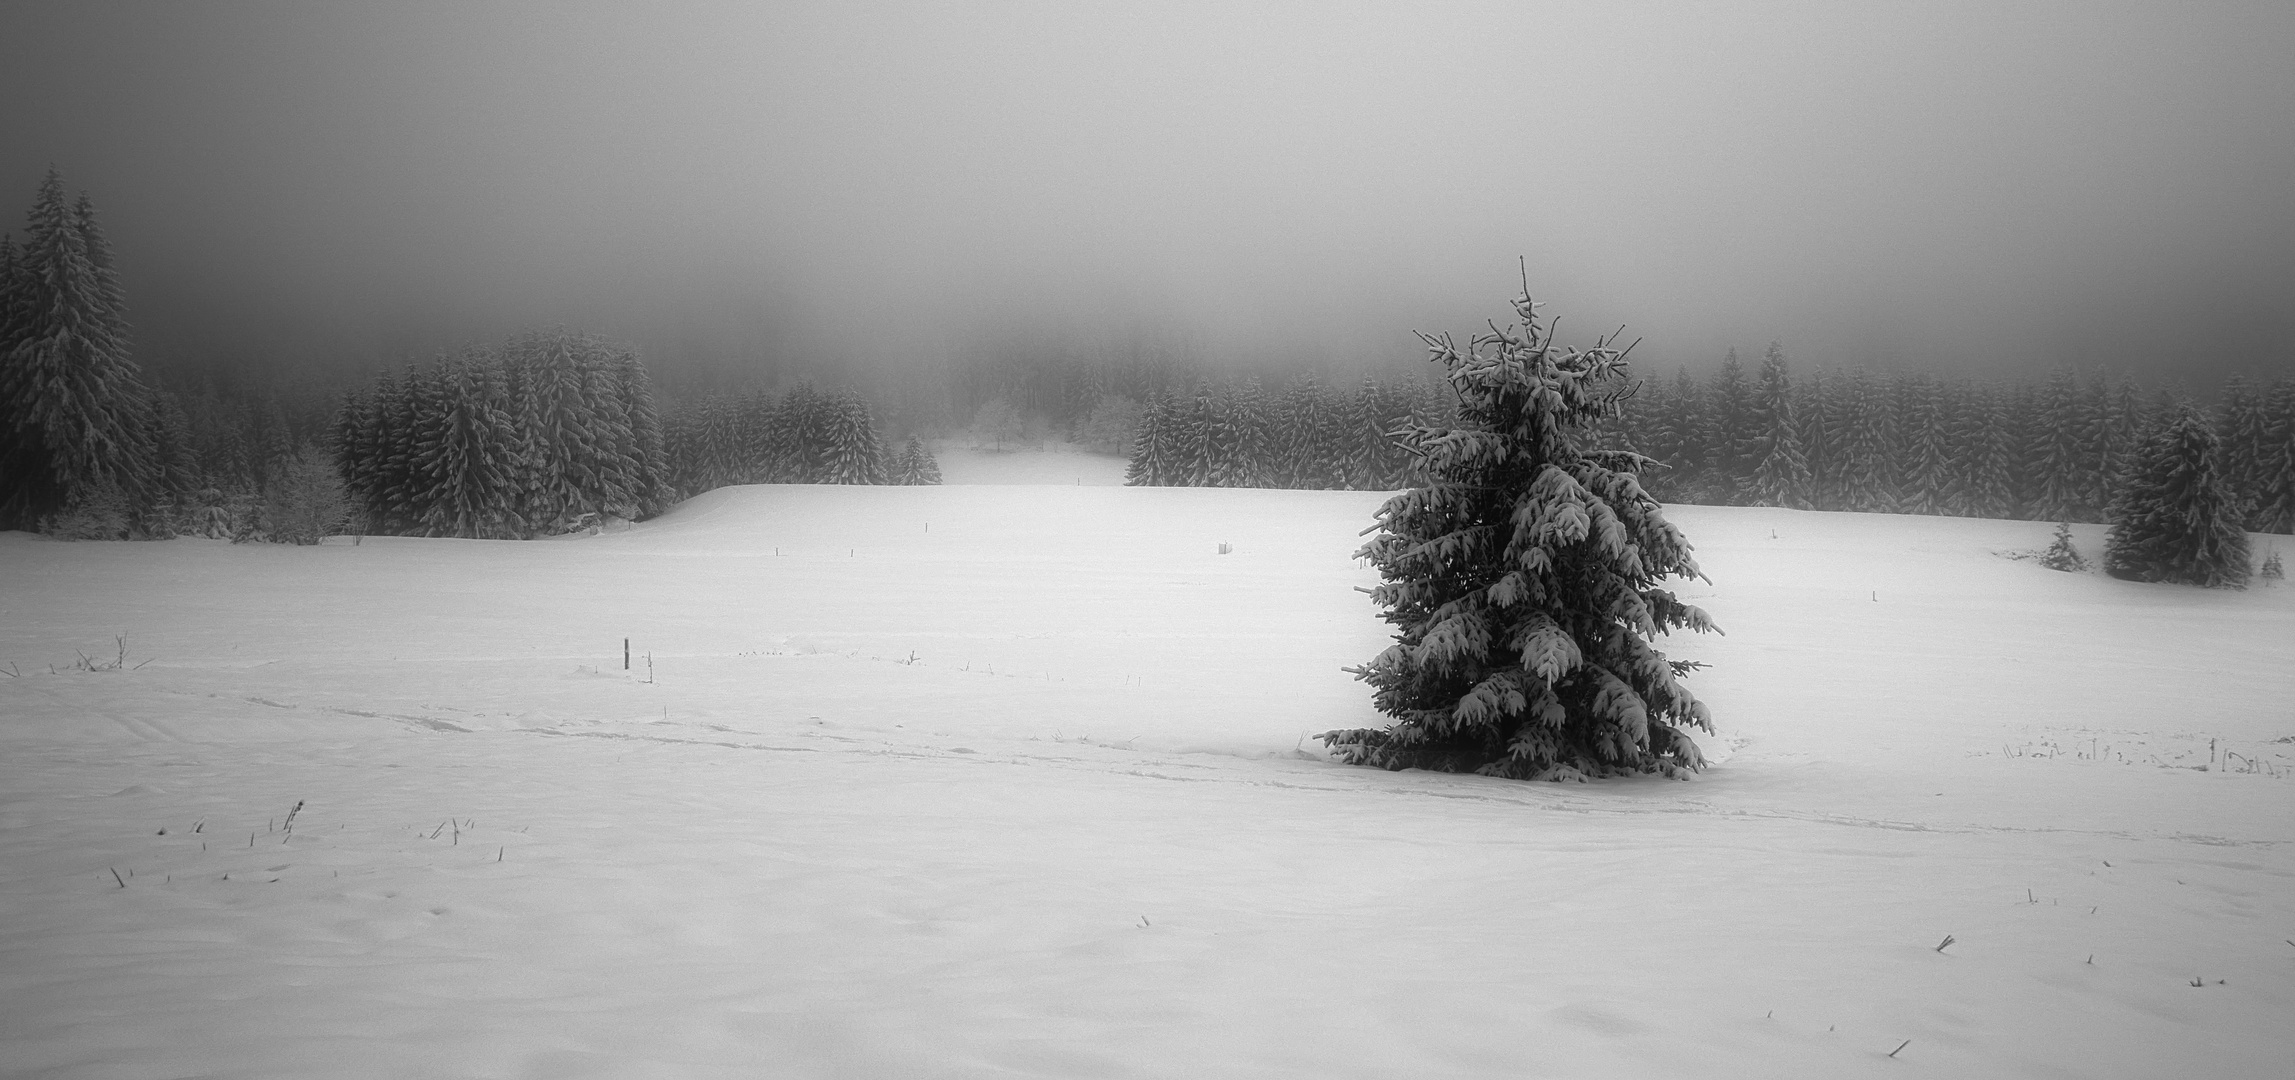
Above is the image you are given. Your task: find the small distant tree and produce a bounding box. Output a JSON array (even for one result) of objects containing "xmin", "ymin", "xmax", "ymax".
[
  {"xmin": 2037, "ymin": 522, "xmax": 2087, "ymax": 572},
  {"xmin": 2258, "ymin": 549, "xmax": 2282, "ymax": 584},
  {"xmin": 1744, "ymin": 341, "xmax": 1812, "ymax": 509},
  {"xmin": 891, "ymin": 434, "xmax": 942, "ymax": 485},
  {"xmin": 1709, "ymin": 348, "xmax": 1754, "ymax": 497},
  {"xmin": 1074, "ymin": 394, "xmax": 1144, "ymax": 455},
  {"xmin": 260, "ymin": 446, "xmax": 352, "ymax": 544},
  {"xmin": 1321, "ymin": 284, "xmax": 1718, "ymax": 781},
  {"xmin": 2103, "ymin": 406, "xmax": 2249, "ymax": 588},
  {"xmin": 973, "ymin": 397, "xmax": 1025, "ymax": 451},
  {"xmin": 820, "ymin": 393, "xmax": 887, "ymax": 484},
  {"xmin": 1124, "ymin": 391, "xmax": 1182, "ymax": 486}
]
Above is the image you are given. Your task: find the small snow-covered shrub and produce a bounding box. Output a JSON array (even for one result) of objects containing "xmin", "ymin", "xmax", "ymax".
[
  {"xmin": 2038, "ymin": 523, "xmax": 2088, "ymax": 572},
  {"xmin": 40, "ymin": 485, "xmax": 133, "ymax": 540}
]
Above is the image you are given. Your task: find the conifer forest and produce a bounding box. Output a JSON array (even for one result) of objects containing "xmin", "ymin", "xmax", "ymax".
[
  {"xmin": 4, "ymin": 169, "xmax": 2292, "ymax": 549},
  {"xmin": 1114, "ymin": 347, "xmax": 2295, "ymax": 538},
  {"xmin": 9, "ymin": 6, "xmax": 2295, "ymax": 1076}
]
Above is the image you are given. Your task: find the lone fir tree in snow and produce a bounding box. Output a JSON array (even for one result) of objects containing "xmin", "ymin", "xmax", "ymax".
[
  {"xmin": 2259, "ymin": 548, "xmax": 2283, "ymax": 584},
  {"xmin": 2103, "ymin": 406, "xmax": 2249, "ymax": 588},
  {"xmin": 2038, "ymin": 522, "xmax": 2087, "ymax": 572},
  {"xmin": 1321, "ymin": 287, "xmax": 1718, "ymax": 781}
]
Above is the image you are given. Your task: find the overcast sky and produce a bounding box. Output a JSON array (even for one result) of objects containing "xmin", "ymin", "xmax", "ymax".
[{"xmin": 3, "ymin": 1, "xmax": 2291, "ymax": 390}]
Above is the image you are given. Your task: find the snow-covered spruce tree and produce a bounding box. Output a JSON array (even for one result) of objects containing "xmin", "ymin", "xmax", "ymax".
[
  {"xmin": 1390, "ymin": 378, "xmax": 1454, "ymax": 488},
  {"xmin": 682, "ymin": 394, "xmax": 744, "ymax": 492},
  {"xmin": 1946, "ymin": 382, "xmax": 2016, "ymax": 519},
  {"xmin": 1708, "ymin": 348, "xmax": 1754, "ymax": 501},
  {"xmin": 260, "ymin": 445, "xmax": 353, "ymax": 545},
  {"xmin": 2215, "ymin": 374, "xmax": 2275, "ymax": 531},
  {"xmin": 1321, "ymin": 291, "xmax": 1718, "ymax": 781},
  {"xmin": 1203, "ymin": 387, "xmax": 1255, "ymax": 488},
  {"xmin": 1661, "ymin": 367, "xmax": 1721, "ymax": 503},
  {"xmin": 2103, "ymin": 406, "xmax": 2250, "ymax": 588},
  {"xmin": 1232, "ymin": 378, "xmax": 1277, "ymax": 487},
  {"xmin": 2092, "ymin": 376, "xmax": 2148, "ymax": 516},
  {"xmin": 1167, "ymin": 387, "xmax": 1218, "ymax": 487},
  {"xmin": 414, "ymin": 360, "xmax": 525, "ymax": 539},
  {"xmin": 145, "ymin": 389, "xmax": 199, "ymax": 515},
  {"xmin": 973, "ymin": 397, "xmax": 1025, "ymax": 452},
  {"xmin": 1745, "ymin": 342, "xmax": 1812, "ymax": 509},
  {"xmin": 1073, "ymin": 394, "xmax": 1143, "ymax": 456},
  {"xmin": 2029, "ymin": 367, "xmax": 2095, "ymax": 522},
  {"xmin": 329, "ymin": 389, "xmax": 372, "ymax": 524},
  {"xmin": 0, "ymin": 171, "xmax": 160, "ymax": 531},
  {"xmin": 820, "ymin": 393, "xmax": 887, "ymax": 484},
  {"xmin": 2038, "ymin": 522, "xmax": 2087, "ymax": 572},
  {"xmin": 2261, "ymin": 549, "xmax": 2284, "ymax": 583},
  {"xmin": 1799, "ymin": 367, "xmax": 1839, "ymax": 510},
  {"xmin": 608, "ymin": 349, "xmax": 673, "ymax": 516},
  {"xmin": 1330, "ymin": 377, "xmax": 1378, "ymax": 489},
  {"xmin": 2252, "ymin": 379, "xmax": 2295, "ymax": 534},
  {"xmin": 1631, "ymin": 373, "xmax": 1690, "ymax": 503},
  {"xmin": 1830, "ymin": 371, "xmax": 1898, "ymax": 514},
  {"xmin": 891, "ymin": 433, "xmax": 942, "ymax": 485},
  {"xmin": 1897, "ymin": 376, "xmax": 1952, "ymax": 516},
  {"xmin": 1123, "ymin": 392, "xmax": 1168, "ymax": 485}
]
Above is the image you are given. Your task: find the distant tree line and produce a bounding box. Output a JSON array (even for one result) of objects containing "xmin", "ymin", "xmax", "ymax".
[
  {"xmin": 665, "ymin": 387, "xmax": 940, "ymax": 492},
  {"xmin": 660, "ymin": 385, "xmax": 939, "ymax": 493},
  {"xmin": 1112, "ymin": 340, "xmax": 2293, "ymax": 539},
  {"xmin": 0, "ymin": 169, "xmax": 348, "ymax": 541},
  {"xmin": 1610, "ymin": 345, "xmax": 2294, "ymax": 533},
  {"xmin": 9, "ymin": 164, "xmax": 2285, "ymax": 548},
  {"xmin": 1124, "ymin": 375, "xmax": 1450, "ymax": 489},
  {"xmin": 331, "ymin": 332, "xmax": 680, "ymax": 538}
]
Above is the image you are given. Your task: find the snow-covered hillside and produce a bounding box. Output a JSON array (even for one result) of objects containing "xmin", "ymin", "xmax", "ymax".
[{"xmin": 2, "ymin": 470, "xmax": 2291, "ymax": 1078}]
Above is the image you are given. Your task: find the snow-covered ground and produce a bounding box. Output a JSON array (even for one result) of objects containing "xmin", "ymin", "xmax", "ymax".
[
  {"xmin": 2, "ymin": 457, "xmax": 2291, "ymax": 1078},
  {"xmin": 931, "ymin": 440, "xmax": 1130, "ymax": 486}
]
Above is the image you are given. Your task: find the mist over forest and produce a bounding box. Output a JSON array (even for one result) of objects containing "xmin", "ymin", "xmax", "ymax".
[{"xmin": 3, "ymin": 1, "xmax": 2290, "ymax": 409}]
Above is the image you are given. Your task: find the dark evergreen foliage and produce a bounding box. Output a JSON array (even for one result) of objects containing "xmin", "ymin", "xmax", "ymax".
[
  {"xmin": 2251, "ymin": 379, "xmax": 2295, "ymax": 534},
  {"xmin": 2103, "ymin": 407, "xmax": 2250, "ymax": 588},
  {"xmin": 1708, "ymin": 348, "xmax": 1754, "ymax": 498},
  {"xmin": 335, "ymin": 332, "xmax": 671, "ymax": 538},
  {"xmin": 891, "ymin": 434, "xmax": 942, "ymax": 485},
  {"xmin": 2029, "ymin": 368, "xmax": 2093, "ymax": 522},
  {"xmin": 2038, "ymin": 522, "xmax": 2087, "ymax": 572},
  {"xmin": 820, "ymin": 392, "xmax": 888, "ymax": 485},
  {"xmin": 0, "ymin": 170, "xmax": 162, "ymax": 531},
  {"xmin": 1321, "ymin": 291, "xmax": 1717, "ymax": 781},
  {"xmin": 1896, "ymin": 376, "xmax": 1951, "ymax": 517},
  {"xmin": 1123, "ymin": 390, "xmax": 1179, "ymax": 486},
  {"xmin": 649, "ymin": 383, "xmax": 898, "ymax": 496},
  {"xmin": 1115, "ymin": 374, "xmax": 1439, "ymax": 491},
  {"xmin": 1744, "ymin": 343, "xmax": 1812, "ymax": 509}
]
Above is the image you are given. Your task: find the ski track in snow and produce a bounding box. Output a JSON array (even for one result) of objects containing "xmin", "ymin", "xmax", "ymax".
[{"xmin": 2, "ymin": 467, "xmax": 2292, "ymax": 1079}]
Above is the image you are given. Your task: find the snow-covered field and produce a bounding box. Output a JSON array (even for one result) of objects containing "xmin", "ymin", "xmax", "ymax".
[{"xmin": 3, "ymin": 447, "xmax": 2292, "ymax": 1078}]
